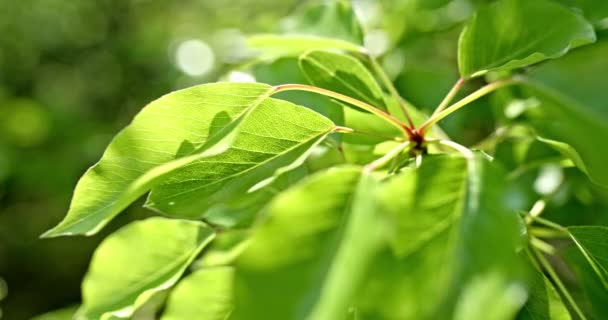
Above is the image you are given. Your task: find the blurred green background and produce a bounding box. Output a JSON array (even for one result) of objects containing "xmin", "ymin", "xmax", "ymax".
[{"xmin": 1, "ymin": 0, "xmax": 607, "ymax": 319}]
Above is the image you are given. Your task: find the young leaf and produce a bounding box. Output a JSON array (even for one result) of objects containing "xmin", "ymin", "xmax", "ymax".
[
  {"xmin": 356, "ymin": 154, "xmax": 527, "ymax": 320},
  {"xmin": 299, "ymin": 49, "xmax": 387, "ymax": 111},
  {"xmin": 77, "ymin": 217, "xmax": 215, "ymax": 320},
  {"xmin": 232, "ymin": 167, "xmax": 384, "ymax": 320},
  {"xmin": 144, "ymin": 97, "xmax": 334, "ymax": 218},
  {"xmin": 458, "ymin": 0, "xmax": 595, "ymax": 78},
  {"xmin": 568, "ymin": 226, "xmax": 608, "ymax": 288},
  {"xmin": 161, "ymin": 267, "xmax": 234, "ymax": 320}
]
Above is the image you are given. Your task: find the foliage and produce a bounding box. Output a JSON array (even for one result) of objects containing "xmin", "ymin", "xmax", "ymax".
[{"xmin": 33, "ymin": 0, "xmax": 608, "ymax": 319}]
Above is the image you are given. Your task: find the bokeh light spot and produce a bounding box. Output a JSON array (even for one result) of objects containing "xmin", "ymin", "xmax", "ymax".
[{"xmin": 174, "ymin": 39, "xmax": 215, "ymax": 76}]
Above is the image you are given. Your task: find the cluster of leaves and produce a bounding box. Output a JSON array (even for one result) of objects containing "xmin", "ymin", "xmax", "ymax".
[{"xmin": 37, "ymin": 0, "xmax": 608, "ymax": 319}]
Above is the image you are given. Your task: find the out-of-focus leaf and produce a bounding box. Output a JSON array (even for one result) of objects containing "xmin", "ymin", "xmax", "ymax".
[
  {"xmin": 568, "ymin": 226, "xmax": 608, "ymax": 287},
  {"xmin": 281, "ymin": 0, "xmax": 363, "ymax": 44},
  {"xmin": 458, "ymin": 0, "xmax": 595, "ymax": 78},
  {"xmin": 78, "ymin": 217, "xmax": 215, "ymax": 320},
  {"xmin": 523, "ymin": 81, "xmax": 608, "ymax": 186},
  {"xmin": 233, "ymin": 167, "xmax": 386, "ymax": 320},
  {"xmin": 247, "ymin": 0, "xmax": 363, "ymax": 61},
  {"xmin": 563, "ymin": 247, "xmax": 608, "ymax": 319},
  {"xmin": 42, "ymin": 83, "xmax": 278, "ymax": 237},
  {"xmin": 517, "ymin": 270, "xmax": 570, "ymax": 320},
  {"xmin": 161, "ymin": 267, "xmax": 234, "ymax": 320},
  {"xmin": 560, "ymin": 0, "xmax": 608, "ymax": 24},
  {"xmin": 247, "ymin": 35, "xmax": 363, "ymax": 60},
  {"xmin": 355, "ymin": 154, "xmax": 527, "ymax": 320},
  {"xmin": 146, "ymin": 94, "xmax": 334, "ymax": 218},
  {"xmin": 530, "ymin": 40, "xmax": 608, "ymax": 119},
  {"xmin": 201, "ymin": 166, "xmax": 309, "ymax": 228},
  {"xmin": 537, "ymin": 136, "xmax": 587, "ymax": 175},
  {"xmin": 31, "ymin": 306, "xmax": 79, "ymax": 320},
  {"xmin": 299, "ymin": 49, "xmax": 387, "ymax": 111}
]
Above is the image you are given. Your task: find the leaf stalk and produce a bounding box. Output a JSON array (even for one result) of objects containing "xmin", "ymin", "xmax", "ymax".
[{"xmin": 273, "ymin": 84, "xmax": 412, "ymax": 138}]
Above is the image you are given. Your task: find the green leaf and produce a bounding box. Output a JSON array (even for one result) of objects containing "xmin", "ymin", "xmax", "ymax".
[
  {"xmin": 247, "ymin": 0, "xmax": 363, "ymax": 61},
  {"xmin": 281, "ymin": 0, "xmax": 363, "ymax": 44},
  {"xmin": 41, "ymin": 83, "xmax": 273, "ymax": 237},
  {"xmin": 43, "ymin": 82, "xmax": 334, "ymax": 237},
  {"xmin": 530, "ymin": 40, "xmax": 608, "ymax": 119},
  {"xmin": 458, "ymin": 0, "xmax": 595, "ymax": 78},
  {"xmin": 568, "ymin": 226, "xmax": 608, "ymax": 288},
  {"xmin": 247, "ymin": 35, "xmax": 363, "ymax": 60},
  {"xmin": 563, "ymin": 246, "xmax": 608, "ymax": 319},
  {"xmin": 299, "ymin": 49, "xmax": 387, "ymax": 111},
  {"xmin": 562, "ymin": 0, "xmax": 608, "ymax": 24},
  {"xmin": 522, "ymin": 81, "xmax": 608, "ymax": 186},
  {"xmin": 161, "ymin": 267, "xmax": 234, "ymax": 320},
  {"xmin": 233, "ymin": 166, "xmax": 385, "ymax": 320},
  {"xmin": 31, "ymin": 306, "xmax": 79, "ymax": 320},
  {"xmin": 201, "ymin": 166, "xmax": 309, "ymax": 228},
  {"xmin": 355, "ymin": 154, "xmax": 527, "ymax": 320},
  {"xmin": 518, "ymin": 270, "xmax": 571, "ymax": 320},
  {"xmin": 78, "ymin": 217, "xmax": 215, "ymax": 320},
  {"xmin": 145, "ymin": 96, "xmax": 334, "ymax": 218},
  {"xmin": 536, "ymin": 136, "xmax": 587, "ymax": 175}
]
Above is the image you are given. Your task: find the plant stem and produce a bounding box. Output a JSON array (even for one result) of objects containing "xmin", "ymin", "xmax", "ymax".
[
  {"xmin": 431, "ymin": 77, "xmax": 465, "ymax": 117},
  {"xmin": 530, "ymin": 236, "xmax": 556, "ymax": 255},
  {"xmin": 419, "ymin": 79, "xmax": 519, "ymax": 134},
  {"xmin": 364, "ymin": 141, "xmax": 410, "ymax": 172},
  {"xmin": 428, "ymin": 139, "xmax": 474, "ymax": 159},
  {"xmin": 533, "ymin": 216, "xmax": 567, "ymax": 233},
  {"xmin": 368, "ymin": 56, "xmax": 416, "ymax": 128},
  {"xmin": 273, "ymin": 84, "xmax": 412, "ymax": 138},
  {"xmin": 531, "ymin": 246, "xmax": 588, "ymax": 320},
  {"xmin": 333, "ymin": 126, "xmax": 404, "ymax": 141}
]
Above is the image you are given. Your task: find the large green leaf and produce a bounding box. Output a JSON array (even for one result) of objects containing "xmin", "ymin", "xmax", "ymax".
[
  {"xmin": 43, "ymin": 82, "xmax": 334, "ymax": 237},
  {"xmin": 299, "ymin": 49, "xmax": 387, "ymax": 111},
  {"xmin": 518, "ymin": 270, "xmax": 570, "ymax": 320},
  {"xmin": 568, "ymin": 226, "xmax": 608, "ymax": 288},
  {"xmin": 355, "ymin": 154, "xmax": 527, "ymax": 320},
  {"xmin": 458, "ymin": 0, "xmax": 595, "ymax": 78},
  {"xmin": 232, "ymin": 166, "xmax": 385, "ymax": 320},
  {"xmin": 41, "ymin": 83, "xmax": 272, "ymax": 237},
  {"xmin": 161, "ymin": 267, "xmax": 234, "ymax": 320},
  {"xmin": 78, "ymin": 217, "xmax": 215, "ymax": 320},
  {"xmin": 145, "ymin": 97, "xmax": 334, "ymax": 218}
]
